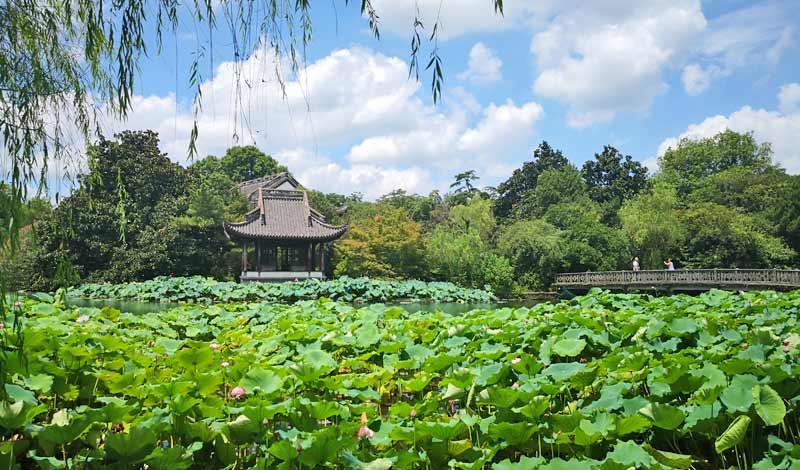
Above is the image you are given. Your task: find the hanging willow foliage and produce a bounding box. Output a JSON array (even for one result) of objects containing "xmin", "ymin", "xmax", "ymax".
[{"xmin": 0, "ymin": 0, "xmax": 505, "ymax": 355}]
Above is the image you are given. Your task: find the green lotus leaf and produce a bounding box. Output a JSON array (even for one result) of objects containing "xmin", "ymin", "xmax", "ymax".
[
  {"xmin": 720, "ymin": 374, "xmax": 758, "ymax": 412},
  {"xmin": 447, "ymin": 439, "xmax": 473, "ymax": 456},
  {"xmin": 638, "ymin": 403, "xmax": 684, "ymax": 430},
  {"xmin": 492, "ymin": 456, "xmax": 545, "ymax": 469},
  {"xmin": 606, "ymin": 440, "xmax": 655, "ymax": 466},
  {"xmin": 552, "ymin": 338, "xmax": 587, "ymax": 357},
  {"xmin": 0, "ymin": 401, "xmax": 48, "ymax": 430},
  {"xmin": 644, "ymin": 444, "xmax": 693, "ymax": 469},
  {"xmin": 241, "ymin": 367, "xmax": 284, "ymax": 395},
  {"xmin": 544, "ymin": 362, "xmax": 586, "ymax": 382},
  {"xmin": 754, "ymin": 384, "xmax": 786, "ymax": 426},
  {"xmin": 715, "ymin": 415, "xmax": 750, "ymax": 454}
]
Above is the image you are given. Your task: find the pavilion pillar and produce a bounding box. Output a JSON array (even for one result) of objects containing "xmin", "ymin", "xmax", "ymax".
[
  {"xmin": 242, "ymin": 241, "xmax": 248, "ymax": 272},
  {"xmin": 320, "ymin": 243, "xmax": 326, "ymax": 273},
  {"xmin": 306, "ymin": 244, "xmax": 312, "ymax": 273},
  {"xmin": 256, "ymin": 240, "xmax": 261, "ymax": 273}
]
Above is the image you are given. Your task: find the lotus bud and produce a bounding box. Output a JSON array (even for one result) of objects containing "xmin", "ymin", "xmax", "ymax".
[
  {"xmin": 511, "ymin": 382, "xmax": 520, "ymax": 389},
  {"xmin": 221, "ymin": 361, "xmax": 230, "ymax": 368},
  {"xmin": 0, "ymin": 323, "xmax": 4, "ymax": 329},
  {"xmin": 229, "ymin": 386, "xmax": 245, "ymax": 398},
  {"xmin": 210, "ymin": 343, "xmax": 221, "ymax": 350},
  {"xmin": 511, "ymin": 357, "xmax": 521, "ymax": 365},
  {"xmin": 784, "ymin": 338, "xmax": 791, "ymax": 345},
  {"xmin": 410, "ymin": 408, "xmax": 417, "ymax": 418},
  {"xmin": 784, "ymin": 347, "xmax": 790, "ymax": 353}
]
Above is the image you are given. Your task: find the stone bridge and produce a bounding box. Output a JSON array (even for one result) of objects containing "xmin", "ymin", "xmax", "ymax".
[{"xmin": 554, "ymin": 269, "xmax": 800, "ymax": 292}]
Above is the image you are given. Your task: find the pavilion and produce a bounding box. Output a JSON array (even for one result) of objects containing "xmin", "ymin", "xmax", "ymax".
[{"xmin": 223, "ymin": 172, "xmax": 348, "ymax": 282}]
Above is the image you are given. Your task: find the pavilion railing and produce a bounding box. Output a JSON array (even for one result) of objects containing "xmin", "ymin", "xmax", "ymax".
[{"xmin": 554, "ymin": 269, "xmax": 800, "ymax": 289}]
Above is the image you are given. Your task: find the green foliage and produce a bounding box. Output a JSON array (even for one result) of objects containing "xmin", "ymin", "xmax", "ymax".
[
  {"xmin": 520, "ymin": 165, "xmax": 586, "ymax": 218},
  {"xmin": 191, "ymin": 146, "xmax": 286, "ymax": 183},
  {"xmin": 658, "ymin": 130, "xmax": 773, "ymax": 196},
  {"xmin": 581, "ymin": 145, "xmax": 649, "ymax": 223},
  {"xmin": 69, "ymin": 275, "xmax": 495, "ymax": 303},
  {"xmin": 4, "ymin": 289, "xmax": 800, "ymax": 467},
  {"xmin": 425, "ymin": 197, "xmax": 513, "ymax": 295},
  {"xmin": 494, "ymin": 141, "xmax": 570, "ymax": 218},
  {"xmin": 28, "ymin": 132, "xmax": 255, "ymax": 287},
  {"xmin": 680, "ymin": 202, "xmax": 795, "ymax": 268},
  {"xmin": 335, "ymin": 206, "xmax": 426, "ymax": 279},
  {"xmin": 619, "ymin": 183, "xmax": 685, "ymax": 270},
  {"xmin": 497, "ymin": 219, "xmax": 564, "ymax": 289}
]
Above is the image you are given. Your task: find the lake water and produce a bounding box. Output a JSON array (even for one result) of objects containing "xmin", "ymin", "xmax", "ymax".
[{"xmin": 66, "ymin": 297, "xmax": 546, "ymax": 314}]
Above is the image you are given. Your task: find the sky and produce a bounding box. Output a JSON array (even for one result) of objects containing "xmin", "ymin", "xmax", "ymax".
[{"xmin": 92, "ymin": 0, "xmax": 800, "ymax": 199}]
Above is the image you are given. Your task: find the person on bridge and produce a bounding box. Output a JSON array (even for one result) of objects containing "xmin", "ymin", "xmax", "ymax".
[
  {"xmin": 632, "ymin": 257, "xmax": 640, "ymax": 271},
  {"xmin": 664, "ymin": 258, "xmax": 675, "ymax": 270}
]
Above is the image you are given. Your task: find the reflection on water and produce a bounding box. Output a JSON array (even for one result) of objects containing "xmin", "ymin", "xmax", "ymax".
[
  {"xmin": 387, "ymin": 300, "xmax": 543, "ymax": 315},
  {"xmin": 66, "ymin": 297, "xmax": 546, "ymax": 315},
  {"xmin": 66, "ymin": 298, "xmax": 175, "ymax": 314}
]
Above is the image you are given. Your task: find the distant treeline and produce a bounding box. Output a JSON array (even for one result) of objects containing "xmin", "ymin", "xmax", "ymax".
[{"xmin": 2, "ymin": 129, "xmax": 797, "ymax": 295}]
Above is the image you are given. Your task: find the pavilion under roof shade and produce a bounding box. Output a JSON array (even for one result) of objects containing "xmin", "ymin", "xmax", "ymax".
[{"xmin": 224, "ymin": 173, "xmax": 348, "ymax": 242}]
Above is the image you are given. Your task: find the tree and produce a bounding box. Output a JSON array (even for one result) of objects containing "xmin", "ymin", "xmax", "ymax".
[
  {"xmin": 658, "ymin": 130, "xmax": 773, "ymax": 196},
  {"xmin": 425, "ymin": 197, "xmax": 513, "ymax": 294},
  {"xmin": 619, "ymin": 183, "xmax": 685, "ymax": 270},
  {"xmin": 518, "ymin": 165, "xmax": 586, "ymax": 218},
  {"xmin": 497, "ymin": 219, "xmax": 565, "ymax": 290},
  {"xmin": 680, "ymin": 202, "xmax": 794, "ymax": 268},
  {"xmin": 194, "ymin": 146, "xmax": 287, "ymax": 183},
  {"xmin": 378, "ymin": 189, "xmax": 440, "ymax": 226},
  {"xmin": 29, "ymin": 131, "xmax": 250, "ymax": 286},
  {"xmin": 335, "ymin": 207, "xmax": 425, "ymax": 279},
  {"xmin": 450, "ymin": 170, "xmax": 480, "ymax": 194},
  {"xmin": 494, "ymin": 141, "xmax": 569, "ymax": 218},
  {"xmin": 582, "ymin": 145, "xmax": 649, "ymax": 223}
]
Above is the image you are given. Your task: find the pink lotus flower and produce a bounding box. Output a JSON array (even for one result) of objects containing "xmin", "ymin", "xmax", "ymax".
[
  {"xmin": 511, "ymin": 357, "xmax": 522, "ymax": 365},
  {"xmin": 0, "ymin": 323, "xmax": 4, "ymax": 329},
  {"xmin": 511, "ymin": 382, "xmax": 520, "ymax": 389},
  {"xmin": 13, "ymin": 301, "xmax": 22, "ymax": 308},
  {"xmin": 210, "ymin": 343, "xmax": 221, "ymax": 350},
  {"xmin": 356, "ymin": 425, "xmax": 374, "ymax": 439},
  {"xmin": 784, "ymin": 347, "xmax": 791, "ymax": 353},
  {"xmin": 229, "ymin": 386, "xmax": 245, "ymax": 398},
  {"xmin": 784, "ymin": 338, "xmax": 791, "ymax": 345},
  {"xmin": 356, "ymin": 412, "xmax": 374, "ymax": 439},
  {"xmin": 221, "ymin": 361, "xmax": 230, "ymax": 368},
  {"xmin": 76, "ymin": 315, "xmax": 90, "ymax": 324}
]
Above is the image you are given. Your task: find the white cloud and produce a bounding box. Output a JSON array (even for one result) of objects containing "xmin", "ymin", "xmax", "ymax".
[
  {"xmin": 457, "ymin": 100, "xmax": 543, "ymax": 156},
  {"xmin": 275, "ymin": 148, "xmax": 434, "ymax": 199},
  {"xmin": 368, "ymin": 0, "xmax": 543, "ymax": 39},
  {"xmin": 99, "ymin": 45, "xmax": 544, "ymax": 199},
  {"xmin": 345, "ymin": 98, "xmax": 543, "ymax": 184},
  {"xmin": 778, "ymin": 83, "xmax": 800, "ymax": 114},
  {"xmin": 683, "ymin": 0, "xmax": 797, "ymax": 94},
  {"xmin": 530, "ymin": 0, "xmax": 707, "ymax": 127},
  {"xmin": 657, "ymin": 86, "xmax": 800, "ymax": 174},
  {"xmin": 457, "ymin": 43, "xmax": 503, "ymax": 84},
  {"xmin": 681, "ymin": 63, "xmax": 723, "ymax": 96}
]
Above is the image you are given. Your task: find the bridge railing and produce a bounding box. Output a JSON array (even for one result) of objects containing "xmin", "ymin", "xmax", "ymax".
[{"xmin": 554, "ymin": 269, "xmax": 800, "ymax": 288}]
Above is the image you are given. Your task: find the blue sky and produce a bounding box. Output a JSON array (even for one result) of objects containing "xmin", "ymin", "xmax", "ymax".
[{"xmin": 113, "ymin": 0, "xmax": 800, "ymax": 199}]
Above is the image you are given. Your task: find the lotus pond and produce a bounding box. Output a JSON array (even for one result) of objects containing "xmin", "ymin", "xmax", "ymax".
[
  {"xmin": 68, "ymin": 276, "xmax": 496, "ymax": 304},
  {"xmin": 1, "ymin": 289, "xmax": 800, "ymax": 469}
]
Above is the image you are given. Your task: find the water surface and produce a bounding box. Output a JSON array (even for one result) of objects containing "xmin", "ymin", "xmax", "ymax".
[{"xmin": 66, "ymin": 297, "xmax": 546, "ymax": 314}]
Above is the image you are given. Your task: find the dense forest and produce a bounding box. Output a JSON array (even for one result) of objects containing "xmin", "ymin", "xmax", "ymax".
[{"xmin": 2, "ymin": 129, "xmax": 797, "ymax": 296}]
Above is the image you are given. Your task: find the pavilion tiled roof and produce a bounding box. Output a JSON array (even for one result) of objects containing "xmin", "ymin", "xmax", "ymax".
[{"xmin": 224, "ymin": 173, "xmax": 348, "ymax": 242}]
